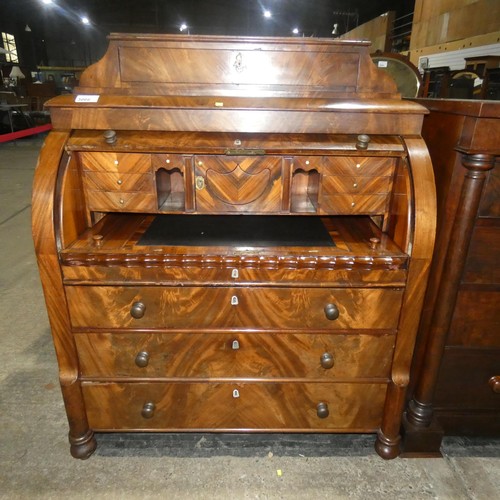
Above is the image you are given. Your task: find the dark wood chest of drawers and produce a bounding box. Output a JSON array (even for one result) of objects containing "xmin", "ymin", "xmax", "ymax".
[
  {"xmin": 403, "ymin": 99, "xmax": 500, "ymax": 454},
  {"xmin": 32, "ymin": 34, "xmax": 435, "ymax": 459}
]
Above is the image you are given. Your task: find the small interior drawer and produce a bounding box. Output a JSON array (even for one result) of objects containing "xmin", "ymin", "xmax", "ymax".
[
  {"xmin": 321, "ymin": 175, "xmax": 393, "ymax": 195},
  {"xmin": 322, "ymin": 157, "xmax": 395, "ymax": 177},
  {"xmin": 194, "ymin": 155, "xmax": 282, "ymax": 212},
  {"xmin": 85, "ymin": 191, "xmax": 157, "ymax": 212},
  {"xmin": 319, "ymin": 194, "xmax": 390, "ymax": 215},
  {"xmin": 83, "ymin": 172, "xmax": 153, "ymax": 192},
  {"xmin": 79, "ymin": 152, "xmax": 151, "ymax": 173}
]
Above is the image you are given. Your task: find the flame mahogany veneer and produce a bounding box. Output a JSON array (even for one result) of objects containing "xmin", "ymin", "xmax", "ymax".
[{"xmin": 32, "ymin": 34, "xmax": 436, "ymax": 459}]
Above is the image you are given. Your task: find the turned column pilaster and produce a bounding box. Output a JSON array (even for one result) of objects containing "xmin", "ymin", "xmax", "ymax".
[{"xmin": 407, "ymin": 153, "xmax": 496, "ymax": 427}]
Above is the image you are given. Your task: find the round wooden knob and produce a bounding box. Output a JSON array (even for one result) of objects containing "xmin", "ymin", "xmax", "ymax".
[
  {"xmin": 356, "ymin": 134, "xmax": 370, "ymax": 150},
  {"xmin": 103, "ymin": 129, "xmax": 117, "ymax": 144},
  {"xmin": 324, "ymin": 303, "xmax": 340, "ymax": 321},
  {"xmin": 135, "ymin": 351, "xmax": 150, "ymax": 368},
  {"xmin": 141, "ymin": 402, "xmax": 155, "ymax": 419},
  {"xmin": 488, "ymin": 376, "xmax": 500, "ymax": 393},
  {"xmin": 130, "ymin": 301, "xmax": 146, "ymax": 319},
  {"xmin": 320, "ymin": 352, "xmax": 334, "ymax": 369},
  {"xmin": 317, "ymin": 402, "xmax": 329, "ymax": 419},
  {"xmin": 92, "ymin": 234, "xmax": 103, "ymax": 248}
]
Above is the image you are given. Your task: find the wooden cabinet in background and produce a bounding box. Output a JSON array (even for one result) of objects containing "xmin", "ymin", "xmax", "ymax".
[{"xmin": 403, "ymin": 99, "xmax": 500, "ymax": 455}]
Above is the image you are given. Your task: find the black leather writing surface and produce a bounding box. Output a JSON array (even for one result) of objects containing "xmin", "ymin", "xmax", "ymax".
[{"xmin": 138, "ymin": 215, "xmax": 335, "ymax": 247}]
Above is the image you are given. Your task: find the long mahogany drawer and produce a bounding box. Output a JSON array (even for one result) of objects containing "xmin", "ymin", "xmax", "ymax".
[
  {"xmin": 75, "ymin": 332, "xmax": 395, "ymax": 379},
  {"xmin": 80, "ymin": 152, "xmax": 151, "ymax": 173},
  {"xmin": 434, "ymin": 348, "xmax": 500, "ymax": 410},
  {"xmin": 82, "ymin": 381, "xmax": 387, "ymax": 431},
  {"xmin": 66, "ymin": 286, "xmax": 404, "ymax": 330}
]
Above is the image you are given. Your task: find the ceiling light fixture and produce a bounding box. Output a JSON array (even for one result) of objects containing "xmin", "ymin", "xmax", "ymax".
[
  {"xmin": 81, "ymin": 16, "xmax": 90, "ymax": 25},
  {"xmin": 292, "ymin": 28, "xmax": 299, "ymax": 35},
  {"xmin": 180, "ymin": 23, "xmax": 188, "ymax": 32},
  {"xmin": 41, "ymin": 0, "xmax": 54, "ymax": 5},
  {"xmin": 263, "ymin": 10, "xmax": 272, "ymax": 19}
]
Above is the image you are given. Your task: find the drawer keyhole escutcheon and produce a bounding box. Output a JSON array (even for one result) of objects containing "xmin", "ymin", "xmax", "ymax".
[
  {"xmin": 130, "ymin": 301, "xmax": 146, "ymax": 319},
  {"xmin": 317, "ymin": 402, "xmax": 329, "ymax": 419},
  {"xmin": 233, "ymin": 389, "xmax": 240, "ymax": 398},
  {"xmin": 141, "ymin": 402, "xmax": 155, "ymax": 419},
  {"xmin": 232, "ymin": 340, "xmax": 240, "ymax": 350},
  {"xmin": 320, "ymin": 352, "xmax": 334, "ymax": 369},
  {"xmin": 195, "ymin": 176, "xmax": 205, "ymax": 190},
  {"xmin": 324, "ymin": 303, "xmax": 340, "ymax": 321},
  {"xmin": 135, "ymin": 351, "xmax": 150, "ymax": 368},
  {"xmin": 231, "ymin": 296, "xmax": 239, "ymax": 306},
  {"xmin": 231, "ymin": 269, "xmax": 239, "ymax": 279}
]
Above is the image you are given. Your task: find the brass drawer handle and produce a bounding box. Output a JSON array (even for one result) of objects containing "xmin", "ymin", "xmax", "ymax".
[
  {"xmin": 135, "ymin": 351, "xmax": 150, "ymax": 368},
  {"xmin": 141, "ymin": 402, "xmax": 155, "ymax": 419},
  {"xmin": 320, "ymin": 352, "xmax": 334, "ymax": 369},
  {"xmin": 130, "ymin": 301, "xmax": 146, "ymax": 319},
  {"xmin": 324, "ymin": 303, "xmax": 339, "ymax": 321},
  {"xmin": 316, "ymin": 402, "xmax": 329, "ymax": 419},
  {"xmin": 489, "ymin": 376, "xmax": 500, "ymax": 394}
]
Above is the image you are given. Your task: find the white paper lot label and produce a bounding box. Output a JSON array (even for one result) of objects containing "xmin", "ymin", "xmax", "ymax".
[{"xmin": 75, "ymin": 95, "xmax": 100, "ymax": 103}]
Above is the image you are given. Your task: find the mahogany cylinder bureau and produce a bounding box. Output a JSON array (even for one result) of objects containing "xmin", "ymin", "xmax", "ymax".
[
  {"xmin": 403, "ymin": 100, "xmax": 500, "ymax": 454},
  {"xmin": 32, "ymin": 34, "xmax": 436, "ymax": 459}
]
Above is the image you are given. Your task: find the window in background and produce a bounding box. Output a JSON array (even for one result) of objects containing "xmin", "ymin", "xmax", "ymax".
[{"xmin": 1, "ymin": 33, "xmax": 19, "ymax": 63}]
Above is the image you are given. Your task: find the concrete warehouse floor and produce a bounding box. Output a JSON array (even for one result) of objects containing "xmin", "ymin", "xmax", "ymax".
[{"xmin": 0, "ymin": 137, "xmax": 499, "ymax": 500}]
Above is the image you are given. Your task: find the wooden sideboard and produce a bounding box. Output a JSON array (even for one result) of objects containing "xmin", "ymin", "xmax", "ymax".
[
  {"xmin": 403, "ymin": 99, "xmax": 500, "ymax": 455},
  {"xmin": 32, "ymin": 34, "xmax": 435, "ymax": 459}
]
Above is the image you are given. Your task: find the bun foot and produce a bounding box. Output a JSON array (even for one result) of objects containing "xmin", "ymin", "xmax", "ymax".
[
  {"xmin": 375, "ymin": 430, "xmax": 401, "ymax": 460},
  {"xmin": 69, "ymin": 429, "xmax": 97, "ymax": 459}
]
